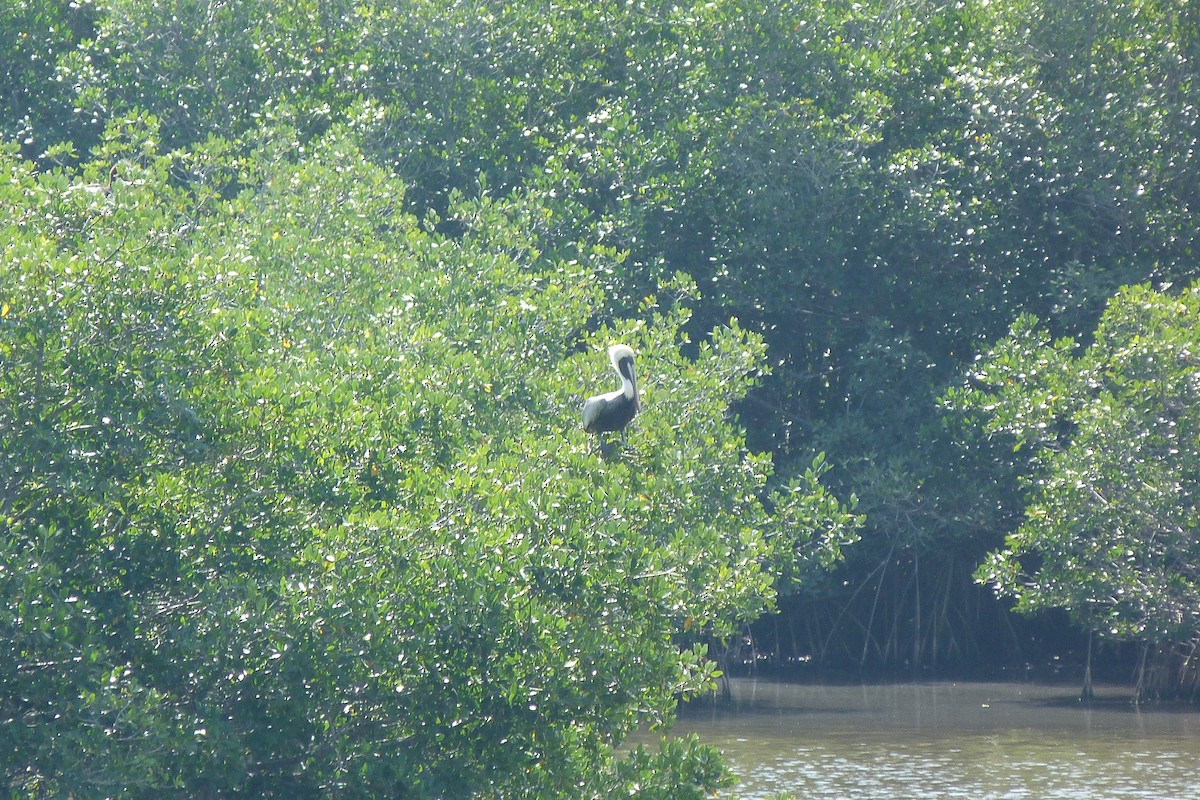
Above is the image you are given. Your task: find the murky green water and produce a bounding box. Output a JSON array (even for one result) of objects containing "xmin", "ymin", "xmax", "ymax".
[{"xmin": 671, "ymin": 678, "xmax": 1200, "ymax": 799}]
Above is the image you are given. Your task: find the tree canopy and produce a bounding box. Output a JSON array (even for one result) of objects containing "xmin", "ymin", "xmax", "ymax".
[
  {"xmin": 948, "ymin": 285, "xmax": 1200, "ymax": 694},
  {"xmin": 0, "ymin": 119, "xmax": 857, "ymax": 795},
  {"xmin": 4, "ymin": 0, "xmax": 1200, "ymax": 794}
]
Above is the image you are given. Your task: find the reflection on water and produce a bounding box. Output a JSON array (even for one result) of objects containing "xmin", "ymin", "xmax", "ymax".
[{"xmin": 672, "ymin": 678, "xmax": 1200, "ymax": 799}]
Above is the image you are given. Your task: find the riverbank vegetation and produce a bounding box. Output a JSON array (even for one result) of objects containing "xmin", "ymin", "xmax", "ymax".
[{"xmin": 3, "ymin": 0, "xmax": 1199, "ymax": 794}]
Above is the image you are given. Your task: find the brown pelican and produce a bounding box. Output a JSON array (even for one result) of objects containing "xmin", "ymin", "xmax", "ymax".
[
  {"xmin": 73, "ymin": 165, "xmax": 119, "ymax": 197},
  {"xmin": 582, "ymin": 344, "xmax": 639, "ymax": 449}
]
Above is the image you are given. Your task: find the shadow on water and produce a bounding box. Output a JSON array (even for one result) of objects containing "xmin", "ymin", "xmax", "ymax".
[{"xmin": 666, "ymin": 677, "xmax": 1200, "ymax": 799}]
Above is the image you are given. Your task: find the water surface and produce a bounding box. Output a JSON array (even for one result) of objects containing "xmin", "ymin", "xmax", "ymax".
[{"xmin": 672, "ymin": 678, "xmax": 1200, "ymax": 799}]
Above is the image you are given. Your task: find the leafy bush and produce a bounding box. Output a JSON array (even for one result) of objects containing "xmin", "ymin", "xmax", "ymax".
[
  {"xmin": 947, "ymin": 284, "xmax": 1200, "ymax": 695},
  {"xmin": 0, "ymin": 125, "xmax": 857, "ymax": 796}
]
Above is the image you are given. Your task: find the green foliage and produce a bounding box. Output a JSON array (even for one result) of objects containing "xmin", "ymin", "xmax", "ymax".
[
  {"xmin": 948, "ymin": 284, "xmax": 1200, "ymax": 647},
  {"xmin": 4, "ymin": 0, "xmax": 1200, "ymax": 777},
  {"xmin": 65, "ymin": 0, "xmax": 350, "ymax": 151},
  {"xmin": 0, "ymin": 0, "xmax": 99, "ymax": 159},
  {"xmin": 0, "ymin": 124, "xmax": 857, "ymax": 796}
]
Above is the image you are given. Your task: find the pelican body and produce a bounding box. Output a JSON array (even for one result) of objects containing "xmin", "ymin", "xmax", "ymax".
[{"xmin": 582, "ymin": 344, "xmax": 639, "ymax": 444}]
